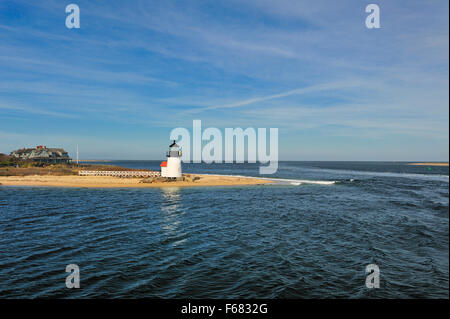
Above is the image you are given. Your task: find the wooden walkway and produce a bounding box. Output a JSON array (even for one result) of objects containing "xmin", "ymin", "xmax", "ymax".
[{"xmin": 79, "ymin": 170, "xmax": 160, "ymax": 178}]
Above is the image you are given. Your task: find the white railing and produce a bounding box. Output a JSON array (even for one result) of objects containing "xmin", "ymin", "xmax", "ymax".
[{"xmin": 79, "ymin": 170, "xmax": 160, "ymax": 178}]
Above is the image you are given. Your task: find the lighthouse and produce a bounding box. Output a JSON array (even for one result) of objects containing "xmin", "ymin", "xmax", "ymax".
[{"xmin": 161, "ymin": 140, "xmax": 182, "ymax": 178}]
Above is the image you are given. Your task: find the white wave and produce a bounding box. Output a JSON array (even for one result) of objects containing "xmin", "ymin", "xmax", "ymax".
[
  {"xmin": 304, "ymin": 167, "xmax": 449, "ymax": 183},
  {"xmin": 198, "ymin": 173, "xmax": 336, "ymax": 186},
  {"xmin": 259, "ymin": 177, "xmax": 336, "ymax": 185}
]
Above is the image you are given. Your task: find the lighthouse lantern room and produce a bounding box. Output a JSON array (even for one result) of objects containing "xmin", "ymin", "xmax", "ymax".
[{"xmin": 161, "ymin": 140, "xmax": 182, "ymax": 178}]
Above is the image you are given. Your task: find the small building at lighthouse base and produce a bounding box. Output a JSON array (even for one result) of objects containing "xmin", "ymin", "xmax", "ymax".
[{"xmin": 160, "ymin": 161, "xmax": 168, "ymax": 177}]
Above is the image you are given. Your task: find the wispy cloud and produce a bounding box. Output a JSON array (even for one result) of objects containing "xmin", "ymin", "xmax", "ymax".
[
  {"xmin": 0, "ymin": 103, "xmax": 78, "ymax": 118},
  {"xmin": 186, "ymin": 80, "xmax": 364, "ymax": 113}
]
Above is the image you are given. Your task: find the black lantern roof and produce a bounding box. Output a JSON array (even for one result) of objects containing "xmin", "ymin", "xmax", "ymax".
[{"xmin": 169, "ymin": 140, "xmax": 179, "ymax": 148}]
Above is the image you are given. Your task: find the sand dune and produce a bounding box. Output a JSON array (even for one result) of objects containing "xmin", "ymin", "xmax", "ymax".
[{"xmin": 0, "ymin": 174, "xmax": 271, "ymax": 188}]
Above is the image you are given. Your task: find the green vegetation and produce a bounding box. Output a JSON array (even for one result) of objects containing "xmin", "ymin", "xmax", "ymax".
[
  {"xmin": 0, "ymin": 166, "xmax": 77, "ymax": 177},
  {"xmin": 0, "ymin": 154, "xmax": 154, "ymax": 176},
  {"xmin": 0, "ymin": 153, "xmax": 42, "ymax": 168},
  {"xmin": 0, "ymin": 153, "xmax": 15, "ymax": 167}
]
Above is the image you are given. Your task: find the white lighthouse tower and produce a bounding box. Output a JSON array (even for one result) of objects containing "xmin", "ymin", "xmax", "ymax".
[{"xmin": 161, "ymin": 140, "xmax": 182, "ymax": 178}]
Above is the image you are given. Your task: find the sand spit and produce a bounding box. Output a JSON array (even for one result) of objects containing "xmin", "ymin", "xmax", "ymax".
[
  {"xmin": 0, "ymin": 174, "xmax": 272, "ymax": 188},
  {"xmin": 408, "ymin": 162, "xmax": 449, "ymax": 166}
]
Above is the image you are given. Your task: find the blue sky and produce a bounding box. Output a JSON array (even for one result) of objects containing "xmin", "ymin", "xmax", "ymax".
[{"xmin": 0, "ymin": 0, "xmax": 448, "ymax": 160}]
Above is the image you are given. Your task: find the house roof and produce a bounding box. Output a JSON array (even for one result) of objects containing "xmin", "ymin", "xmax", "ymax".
[
  {"xmin": 160, "ymin": 161, "xmax": 167, "ymax": 167},
  {"xmin": 10, "ymin": 146, "xmax": 70, "ymax": 159}
]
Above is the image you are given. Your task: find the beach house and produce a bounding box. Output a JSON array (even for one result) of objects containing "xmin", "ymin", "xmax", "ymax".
[{"xmin": 10, "ymin": 145, "xmax": 71, "ymax": 164}]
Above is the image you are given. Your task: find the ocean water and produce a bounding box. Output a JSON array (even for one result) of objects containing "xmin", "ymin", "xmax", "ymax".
[{"xmin": 0, "ymin": 161, "xmax": 448, "ymax": 298}]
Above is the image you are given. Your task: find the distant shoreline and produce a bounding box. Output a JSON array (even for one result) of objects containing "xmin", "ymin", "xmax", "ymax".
[{"xmin": 408, "ymin": 162, "xmax": 449, "ymax": 166}]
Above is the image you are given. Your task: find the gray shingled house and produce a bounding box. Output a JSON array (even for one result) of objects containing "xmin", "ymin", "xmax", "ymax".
[{"xmin": 10, "ymin": 146, "xmax": 71, "ymax": 164}]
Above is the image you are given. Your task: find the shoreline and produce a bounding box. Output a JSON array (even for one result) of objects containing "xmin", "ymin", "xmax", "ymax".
[
  {"xmin": 408, "ymin": 162, "xmax": 449, "ymax": 166},
  {"xmin": 0, "ymin": 174, "xmax": 272, "ymax": 188}
]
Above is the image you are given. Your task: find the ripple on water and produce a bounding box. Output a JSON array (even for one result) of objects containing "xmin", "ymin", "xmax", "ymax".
[{"xmin": 0, "ymin": 163, "xmax": 448, "ymax": 298}]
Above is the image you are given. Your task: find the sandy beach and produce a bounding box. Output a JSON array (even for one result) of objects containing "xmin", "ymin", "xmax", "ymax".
[
  {"xmin": 0, "ymin": 174, "xmax": 272, "ymax": 188},
  {"xmin": 408, "ymin": 162, "xmax": 449, "ymax": 166}
]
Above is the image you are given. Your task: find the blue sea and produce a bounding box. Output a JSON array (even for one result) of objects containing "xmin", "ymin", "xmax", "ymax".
[{"xmin": 0, "ymin": 161, "xmax": 448, "ymax": 298}]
